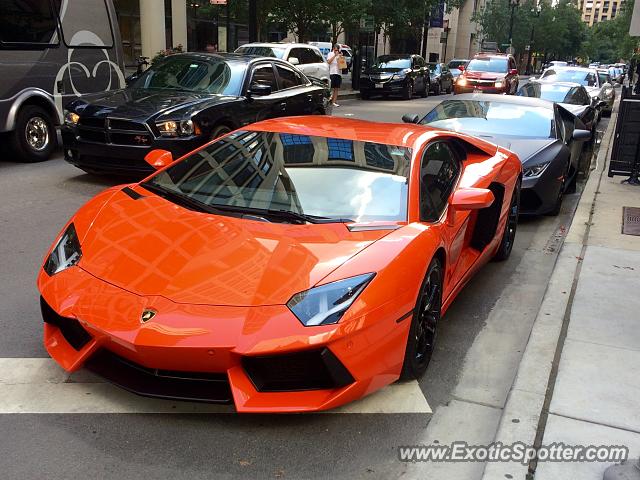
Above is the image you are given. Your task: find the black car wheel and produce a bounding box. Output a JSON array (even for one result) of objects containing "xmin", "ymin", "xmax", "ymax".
[
  {"xmin": 493, "ymin": 182, "xmax": 520, "ymax": 261},
  {"xmin": 10, "ymin": 105, "xmax": 57, "ymax": 163},
  {"xmin": 210, "ymin": 124, "xmax": 232, "ymax": 140},
  {"xmin": 547, "ymin": 169, "xmax": 568, "ymax": 216},
  {"xmin": 400, "ymin": 257, "xmax": 442, "ymax": 380},
  {"xmin": 402, "ymin": 81, "xmax": 413, "ymax": 100},
  {"xmin": 360, "ymin": 91, "xmax": 370, "ymax": 100}
]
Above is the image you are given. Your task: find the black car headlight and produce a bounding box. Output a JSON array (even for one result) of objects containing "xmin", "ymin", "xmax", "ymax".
[
  {"xmin": 287, "ymin": 273, "xmax": 375, "ymax": 326},
  {"xmin": 523, "ymin": 162, "xmax": 550, "ymax": 178},
  {"xmin": 156, "ymin": 119, "xmax": 197, "ymax": 137},
  {"xmin": 44, "ymin": 223, "xmax": 82, "ymax": 276},
  {"xmin": 64, "ymin": 110, "xmax": 79, "ymax": 125}
]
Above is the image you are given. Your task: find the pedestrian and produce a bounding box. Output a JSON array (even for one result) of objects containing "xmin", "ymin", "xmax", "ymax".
[
  {"xmin": 327, "ymin": 44, "xmax": 343, "ymax": 107},
  {"xmin": 635, "ymin": 60, "xmax": 640, "ymax": 95}
]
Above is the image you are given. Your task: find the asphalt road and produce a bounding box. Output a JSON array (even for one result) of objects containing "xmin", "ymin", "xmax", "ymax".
[{"xmin": 0, "ymin": 91, "xmax": 611, "ymax": 480}]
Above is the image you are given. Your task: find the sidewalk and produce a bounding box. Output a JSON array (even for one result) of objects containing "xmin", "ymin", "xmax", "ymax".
[{"xmin": 483, "ymin": 105, "xmax": 640, "ymax": 479}]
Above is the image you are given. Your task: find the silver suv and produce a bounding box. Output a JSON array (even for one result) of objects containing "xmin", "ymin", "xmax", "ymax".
[{"xmin": 235, "ymin": 43, "xmax": 330, "ymax": 85}]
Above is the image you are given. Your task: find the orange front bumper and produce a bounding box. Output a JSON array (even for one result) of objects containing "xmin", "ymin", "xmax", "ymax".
[{"xmin": 37, "ymin": 266, "xmax": 410, "ymax": 413}]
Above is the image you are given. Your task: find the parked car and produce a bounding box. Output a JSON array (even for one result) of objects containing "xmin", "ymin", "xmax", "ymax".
[
  {"xmin": 62, "ymin": 53, "xmax": 330, "ymax": 176},
  {"xmin": 359, "ymin": 54, "xmax": 429, "ymax": 100},
  {"xmin": 534, "ymin": 66, "xmax": 614, "ymax": 117},
  {"xmin": 38, "ymin": 115, "xmax": 521, "ymax": 412},
  {"xmin": 454, "ymin": 53, "xmax": 519, "ymax": 95},
  {"xmin": 235, "ymin": 42, "xmax": 329, "ymax": 85},
  {"xmin": 404, "ymin": 94, "xmax": 592, "ymax": 215},
  {"xmin": 428, "ymin": 63, "xmax": 454, "ymax": 95},
  {"xmin": 517, "ymin": 82, "xmax": 598, "ymax": 133},
  {"xmin": 447, "ymin": 59, "xmax": 469, "ymax": 83},
  {"xmin": 0, "ymin": 0, "xmax": 125, "ymax": 162}
]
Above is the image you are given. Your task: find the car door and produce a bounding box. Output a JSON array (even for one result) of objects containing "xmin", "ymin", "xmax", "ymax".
[
  {"xmin": 244, "ymin": 62, "xmax": 286, "ymax": 122},
  {"xmin": 555, "ymin": 105, "xmax": 583, "ymax": 178},
  {"xmin": 414, "ymin": 56, "xmax": 427, "ymax": 92},
  {"xmin": 419, "ymin": 141, "xmax": 472, "ymax": 290},
  {"xmin": 274, "ymin": 63, "xmax": 315, "ymax": 116}
]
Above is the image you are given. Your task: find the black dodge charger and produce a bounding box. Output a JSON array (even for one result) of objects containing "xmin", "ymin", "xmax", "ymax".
[{"xmin": 62, "ymin": 53, "xmax": 330, "ymax": 176}]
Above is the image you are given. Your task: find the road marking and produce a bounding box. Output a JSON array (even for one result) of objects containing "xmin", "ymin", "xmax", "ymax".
[{"xmin": 0, "ymin": 358, "xmax": 431, "ymax": 414}]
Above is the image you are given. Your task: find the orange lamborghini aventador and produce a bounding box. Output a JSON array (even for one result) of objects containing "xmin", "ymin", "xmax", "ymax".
[{"xmin": 37, "ymin": 116, "xmax": 521, "ymax": 413}]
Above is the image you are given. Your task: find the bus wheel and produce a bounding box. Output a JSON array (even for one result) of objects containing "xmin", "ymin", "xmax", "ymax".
[{"xmin": 11, "ymin": 105, "xmax": 57, "ymax": 163}]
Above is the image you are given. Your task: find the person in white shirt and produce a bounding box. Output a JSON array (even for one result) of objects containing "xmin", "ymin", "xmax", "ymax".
[{"xmin": 327, "ymin": 45, "xmax": 343, "ymax": 107}]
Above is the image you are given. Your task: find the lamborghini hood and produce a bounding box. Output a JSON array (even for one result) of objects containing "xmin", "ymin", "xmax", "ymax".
[{"xmin": 77, "ymin": 189, "xmax": 391, "ymax": 306}]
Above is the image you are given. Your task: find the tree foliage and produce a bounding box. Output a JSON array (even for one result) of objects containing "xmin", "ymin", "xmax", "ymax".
[
  {"xmin": 473, "ymin": 0, "xmax": 586, "ymax": 61},
  {"xmin": 583, "ymin": 0, "xmax": 638, "ymax": 63}
]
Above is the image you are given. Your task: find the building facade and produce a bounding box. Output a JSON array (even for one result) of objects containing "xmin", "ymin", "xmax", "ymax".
[{"xmin": 576, "ymin": 0, "xmax": 625, "ymax": 26}]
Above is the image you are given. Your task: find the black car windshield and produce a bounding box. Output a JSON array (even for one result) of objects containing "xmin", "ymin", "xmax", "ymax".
[
  {"xmin": 421, "ymin": 100, "xmax": 554, "ymax": 138},
  {"xmin": 130, "ymin": 56, "xmax": 245, "ymax": 95},
  {"xmin": 540, "ymin": 69, "xmax": 598, "ymax": 87},
  {"xmin": 234, "ymin": 46, "xmax": 286, "ymax": 58},
  {"xmin": 448, "ymin": 60, "xmax": 467, "ymax": 69},
  {"xmin": 518, "ymin": 83, "xmax": 575, "ymax": 103},
  {"xmin": 145, "ymin": 131, "xmax": 411, "ymax": 223},
  {"xmin": 466, "ymin": 58, "xmax": 508, "ymax": 73},
  {"xmin": 372, "ymin": 56, "xmax": 411, "ymax": 70}
]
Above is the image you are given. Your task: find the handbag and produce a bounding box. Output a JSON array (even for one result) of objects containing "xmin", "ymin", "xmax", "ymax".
[{"xmin": 338, "ymin": 55, "xmax": 348, "ymax": 70}]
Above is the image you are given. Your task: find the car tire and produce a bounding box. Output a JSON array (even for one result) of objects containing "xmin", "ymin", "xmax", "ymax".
[
  {"xmin": 400, "ymin": 257, "xmax": 442, "ymax": 380},
  {"xmin": 493, "ymin": 182, "xmax": 520, "ymax": 261},
  {"xmin": 419, "ymin": 81, "xmax": 428, "ymax": 98},
  {"xmin": 210, "ymin": 124, "xmax": 232, "ymax": 141},
  {"xmin": 10, "ymin": 105, "xmax": 57, "ymax": 163},
  {"xmin": 547, "ymin": 172, "xmax": 567, "ymax": 216},
  {"xmin": 402, "ymin": 81, "xmax": 413, "ymax": 100},
  {"xmin": 360, "ymin": 91, "xmax": 370, "ymax": 100}
]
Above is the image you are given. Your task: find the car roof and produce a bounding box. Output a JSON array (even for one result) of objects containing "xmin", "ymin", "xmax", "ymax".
[
  {"xmin": 473, "ymin": 53, "xmax": 511, "ymax": 59},
  {"xmin": 545, "ymin": 66, "xmax": 595, "ymax": 73},
  {"xmin": 242, "ymin": 116, "xmax": 436, "ymax": 149},
  {"xmin": 238, "ymin": 42, "xmax": 316, "ymax": 49},
  {"xmin": 452, "ymin": 93, "xmax": 555, "ymax": 108},
  {"xmin": 166, "ymin": 52, "xmax": 258, "ymax": 64}
]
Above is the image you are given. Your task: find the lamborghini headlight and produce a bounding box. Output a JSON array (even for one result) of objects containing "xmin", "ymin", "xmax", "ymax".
[
  {"xmin": 44, "ymin": 223, "xmax": 82, "ymax": 276},
  {"xmin": 523, "ymin": 162, "xmax": 550, "ymax": 178},
  {"xmin": 287, "ymin": 273, "xmax": 375, "ymax": 326}
]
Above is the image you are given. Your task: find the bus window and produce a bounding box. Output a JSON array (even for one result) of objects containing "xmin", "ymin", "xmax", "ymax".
[
  {"xmin": 0, "ymin": 0, "xmax": 59, "ymax": 46},
  {"xmin": 60, "ymin": 0, "xmax": 114, "ymax": 48}
]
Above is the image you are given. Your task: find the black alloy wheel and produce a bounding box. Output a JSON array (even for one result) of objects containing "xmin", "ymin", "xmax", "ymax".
[
  {"xmin": 401, "ymin": 257, "xmax": 442, "ymax": 380},
  {"xmin": 547, "ymin": 167, "xmax": 568, "ymax": 216},
  {"xmin": 494, "ymin": 183, "xmax": 520, "ymax": 261},
  {"xmin": 10, "ymin": 105, "xmax": 57, "ymax": 163}
]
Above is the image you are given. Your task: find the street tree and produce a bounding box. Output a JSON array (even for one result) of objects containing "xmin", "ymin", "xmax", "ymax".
[
  {"xmin": 583, "ymin": 0, "xmax": 638, "ymax": 62},
  {"xmin": 269, "ymin": 0, "xmax": 323, "ymax": 42}
]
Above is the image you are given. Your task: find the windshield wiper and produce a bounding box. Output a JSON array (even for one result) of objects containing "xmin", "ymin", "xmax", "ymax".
[
  {"xmin": 140, "ymin": 182, "xmax": 228, "ymax": 216},
  {"xmin": 210, "ymin": 205, "xmax": 353, "ymax": 224}
]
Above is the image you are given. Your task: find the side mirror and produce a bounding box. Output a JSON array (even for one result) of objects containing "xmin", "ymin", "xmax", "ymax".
[
  {"xmin": 125, "ymin": 73, "xmax": 139, "ymax": 86},
  {"xmin": 450, "ymin": 188, "xmax": 495, "ymax": 210},
  {"xmin": 288, "ymin": 56, "xmax": 300, "ymax": 66},
  {"xmin": 402, "ymin": 113, "xmax": 420, "ymax": 124},
  {"xmin": 572, "ymin": 129, "xmax": 592, "ymax": 141},
  {"xmin": 247, "ymin": 83, "xmax": 272, "ymax": 97},
  {"xmin": 509, "ymin": 69, "xmax": 519, "ymax": 75},
  {"xmin": 144, "ymin": 149, "xmax": 174, "ymax": 170}
]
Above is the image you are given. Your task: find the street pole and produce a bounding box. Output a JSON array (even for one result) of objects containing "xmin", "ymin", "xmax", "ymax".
[{"xmin": 508, "ymin": 0, "xmax": 518, "ymax": 47}]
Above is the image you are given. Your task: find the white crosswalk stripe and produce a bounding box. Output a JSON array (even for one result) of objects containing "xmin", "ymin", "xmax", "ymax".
[{"xmin": 0, "ymin": 358, "xmax": 432, "ymax": 415}]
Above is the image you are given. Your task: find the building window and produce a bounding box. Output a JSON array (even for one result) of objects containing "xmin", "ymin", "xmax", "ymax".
[{"xmin": 327, "ymin": 138, "xmax": 354, "ymax": 161}]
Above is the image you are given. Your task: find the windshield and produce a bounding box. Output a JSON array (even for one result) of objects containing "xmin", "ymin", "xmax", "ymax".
[
  {"xmin": 235, "ymin": 46, "xmax": 286, "ymax": 58},
  {"xmin": 448, "ymin": 60, "xmax": 467, "ymax": 69},
  {"xmin": 145, "ymin": 131, "xmax": 411, "ymax": 223},
  {"xmin": 131, "ymin": 56, "xmax": 245, "ymax": 95},
  {"xmin": 598, "ymin": 72, "xmax": 610, "ymax": 84},
  {"xmin": 518, "ymin": 83, "xmax": 574, "ymax": 103},
  {"xmin": 372, "ymin": 56, "xmax": 411, "ymax": 70},
  {"xmin": 420, "ymin": 100, "xmax": 554, "ymax": 138},
  {"xmin": 466, "ymin": 58, "xmax": 508, "ymax": 73},
  {"xmin": 540, "ymin": 69, "xmax": 598, "ymax": 87}
]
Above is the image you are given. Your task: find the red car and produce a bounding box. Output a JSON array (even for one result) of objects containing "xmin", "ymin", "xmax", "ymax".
[
  {"xmin": 37, "ymin": 116, "xmax": 521, "ymax": 413},
  {"xmin": 454, "ymin": 53, "xmax": 519, "ymax": 95}
]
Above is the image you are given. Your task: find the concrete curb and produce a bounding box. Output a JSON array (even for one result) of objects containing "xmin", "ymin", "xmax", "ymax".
[
  {"xmin": 481, "ymin": 108, "xmax": 619, "ymax": 480},
  {"xmin": 338, "ymin": 91, "xmax": 360, "ymax": 100}
]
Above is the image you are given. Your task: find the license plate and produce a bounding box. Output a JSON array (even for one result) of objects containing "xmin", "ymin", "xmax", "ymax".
[
  {"xmin": 375, "ymin": 83, "xmax": 383, "ymax": 89},
  {"xmin": 473, "ymin": 89, "xmax": 482, "ymax": 93}
]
